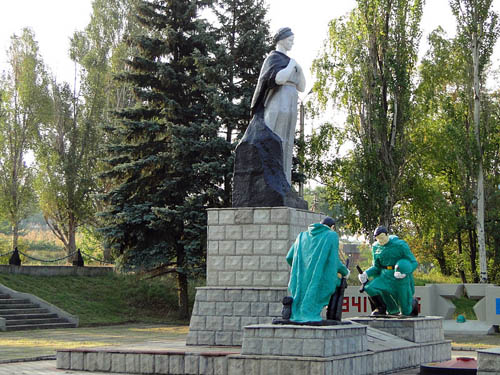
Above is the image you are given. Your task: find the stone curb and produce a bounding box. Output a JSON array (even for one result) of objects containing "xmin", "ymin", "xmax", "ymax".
[{"xmin": 0, "ymin": 355, "xmax": 56, "ymax": 364}]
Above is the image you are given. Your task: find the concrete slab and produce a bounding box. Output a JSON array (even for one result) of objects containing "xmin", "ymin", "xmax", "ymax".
[{"xmin": 443, "ymin": 320, "xmax": 496, "ymax": 335}]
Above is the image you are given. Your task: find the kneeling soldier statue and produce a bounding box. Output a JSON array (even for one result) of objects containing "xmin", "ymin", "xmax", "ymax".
[
  {"xmin": 277, "ymin": 217, "xmax": 350, "ymax": 324},
  {"xmin": 358, "ymin": 226, "xmax": 418, "ymax": 317}
]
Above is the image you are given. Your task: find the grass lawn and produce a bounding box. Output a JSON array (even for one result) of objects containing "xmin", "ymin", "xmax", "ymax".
[{"xmin": 0, "ymin": 273, "xmax": 199, "ymax": 326}]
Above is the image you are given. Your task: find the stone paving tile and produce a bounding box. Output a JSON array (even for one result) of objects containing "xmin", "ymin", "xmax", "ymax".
[
  {"xmin": 0, "ymin": 324, "xmax": 189, "ymax": 362},
  {"xmin": 0, "ymin": 360, "xmax": 116, "ymax": 375}
]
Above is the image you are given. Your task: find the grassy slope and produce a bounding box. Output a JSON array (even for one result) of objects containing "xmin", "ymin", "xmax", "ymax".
[{"xmin": 0, "ymin": 273, "xmax": 195, "ymax": 326}]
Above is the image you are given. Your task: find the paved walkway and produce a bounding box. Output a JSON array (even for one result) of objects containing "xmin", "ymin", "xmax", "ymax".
[
  {"xmin": 0, "ymin": 324, "xmax": 487, "ymax": 374},
  {"xmin": 0, "ymin": 324, "xmax": 189, "ymax": 363}
]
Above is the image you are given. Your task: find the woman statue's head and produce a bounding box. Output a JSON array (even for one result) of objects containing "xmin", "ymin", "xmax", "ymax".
[{"xmin": 273, "ymin": 27, "xmax": 294, "ymax": 51}]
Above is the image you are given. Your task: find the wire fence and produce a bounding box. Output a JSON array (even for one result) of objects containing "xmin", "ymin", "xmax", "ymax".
[{"xmin": 0, "ymin": 248, "xmax": 114, "ymax": 265}]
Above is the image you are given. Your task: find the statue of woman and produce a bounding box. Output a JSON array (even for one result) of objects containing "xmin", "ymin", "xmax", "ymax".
[{"xmin": 250, "ymin": 27, "xmax": 306, "ymax": 185}]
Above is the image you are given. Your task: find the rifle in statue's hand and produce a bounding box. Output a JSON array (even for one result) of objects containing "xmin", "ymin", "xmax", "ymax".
[
  {"xmin": 326, "ymin": 258, "xmax": 349, "ymax": 321},
  {"xmin": 357, "ymin": 265, "xmax": 368, "ymax": 293}
]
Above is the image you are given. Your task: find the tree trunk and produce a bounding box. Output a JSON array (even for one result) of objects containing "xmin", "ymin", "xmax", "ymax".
[
  {"xmin": 457, "ymin": 231, "xmax": 467, "ymax": 283},
  {"xmin": 434, "ymin": 232, "xmax": 449, "ymax": 275},
  {"xmin": 472, "ymin": 30, "xmax": 488, "ymax": 283},
  {"xmin": 224, "ymin": 126, "xmax": 233, "ymax": 206},
  {"xmin": 68, "ymin": 214, "xmax": 77, "ymax": 257},
  {"xmin": 468, "ymin": 227, "xmax": 479, "ymax": 282},
  {"xmin": 177, "ymin": 272, "xmax": 189, "ymax": 319},
  {"xmin": 493, "ymin": 236, "xmax": 500, "ymax": 283},
  {"xmin": 176, "ymin": 241, "xmax": 189, "ymax": 319},
  {"xmin": 12, "ymin": 221, "xmax": 19, "ymax": 251}
]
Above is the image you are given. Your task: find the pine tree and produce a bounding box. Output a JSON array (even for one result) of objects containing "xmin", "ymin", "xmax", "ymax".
[
  {"xmin": 99, "ymin": 0, "xmax": 226, "ymax": 318},
  {"xmin": 210, "ymin": 0, "xmax": 272, "ymax": 204}
]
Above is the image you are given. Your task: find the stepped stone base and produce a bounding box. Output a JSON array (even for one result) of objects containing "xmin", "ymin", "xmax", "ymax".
[
  {"xmin": 228, "ymin": 317, "xmax": 451, "ymax": 375},
  {"xmin": 350, "ymin": 316, "xmax": 444, "ymax": 343},
  {"xmin": 186, "ymin": 287, "xmax": 287, "ymax": 346},
  {"xmin": 228, "ymin": 351, "xmax": 373, "ymax": 375},
  {"xmin": 240, "ymin": 323, "xmax": 367, "ymax": 357},
  {"xmin": 57, "ymin": 347, "xmax": 238, "ymax": 375},
  {"xmin": 56, "ymin": 317, "xmax": 451, "ymax": 374},
  {"xmin": 188, "ymin": 207, "xmax": 323, "ymax": 347}
]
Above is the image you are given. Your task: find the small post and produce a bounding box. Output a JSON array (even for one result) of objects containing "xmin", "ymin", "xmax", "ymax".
[
  {"xmin": 8, "ymin": 247, "xmax": 21, "ymax": 266},
  {"xmin": 72, "ymin": 249, "xmax": 84, "ymax": 267}
]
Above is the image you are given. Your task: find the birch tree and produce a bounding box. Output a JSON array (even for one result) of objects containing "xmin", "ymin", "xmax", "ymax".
[
  {"xmin": 311, "ymin": 0, "xmax": 424, "ymax": 235},
  {"xmin": 450, "ymin": 0, "xmax": 499, "ymax": 282}
]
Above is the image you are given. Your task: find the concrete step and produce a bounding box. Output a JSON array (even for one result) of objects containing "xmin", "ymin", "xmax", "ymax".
[
  {"xmin": 5, "ymin": 322, "xmax": 77, "ymax": 331},
  {"xmin": 0, "ymin": 308, "xmax": 50, "ymax": 315},
  {"xmin": 0, "ymin": 303, "xmax": 40, "ymax": 310},
  {"xmin": 0, "ymin": 289, "xmax": 77, "ymax": 331},
  {"xmin": 0, "ymin": 312, "xmax": 58, "ymax": 320},
  {"xmin": 6, "ymin": 317, "xmax": 69, "ymax": 326},
  {"xmin": 0, "ymin": 298, "xmax": 31, "ymax": 305}
]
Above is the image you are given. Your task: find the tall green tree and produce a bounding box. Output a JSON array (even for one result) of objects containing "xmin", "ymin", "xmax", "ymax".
[
  {"xmin": 35, "ymin": 81, "xmax": 98, "ymax": 256},
  {"xmin": 63, "ymin": 0, "xmax": 139, "ymax": 259},
  {"xmin": 0, "ymin": 28, "xmax": 50, "ymax": 250},
  {"xmin": 209, "ymin": 0, "xmax": 271, "ymax": 203},
  {"xmin": 70, "ymin": 0, "xmax": 138, "ymax": 121},
  {"xmin": 405, "ymin": 27, "xmax": 476, "ymax": 281},
  {"xmin": 310, "ymin": 0, "xmax": 424, "ymax": 236},
  {"xmin": 34, "ymin": 0, "xmax": 137, "ymax": 258},
  {"xmin": 99, "ymin": 0, "xmax": 226, "ymax": 318},
  {"xmin": 449, "ymin": 0, "xmax": 499, "ymax": 282}
]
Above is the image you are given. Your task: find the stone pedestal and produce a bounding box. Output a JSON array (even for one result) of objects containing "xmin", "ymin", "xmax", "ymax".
[
  {"xmin": 350, "ymin": 316, "xmax": 444, "ymax": 343},
  {"xmin": 187, "ymin": 207, "xmax": 324, "ymax": 346},
  {"xmin": 477, "ymin": 347, "xmax": 500, "ymax": 374},
  {"xmin": 241, "ymin": 324, "xmax": 367, "ymax": 357},
  {"xmin": 350, "ymin": 316, "xmax": 451, "ymax": 373},
  {"xmin": 228, "ymin": 323, "xmax": 372, "ymax": 375}
]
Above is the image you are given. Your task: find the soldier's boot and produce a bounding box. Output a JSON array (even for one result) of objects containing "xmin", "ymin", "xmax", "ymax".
[
  {"xmin": 410, "ymin": 297, "xmax": 419, "ymax": 317},
  {"xmin": 281, "ymin": 296, "xmax": 293, "ymax": 320},
  {"xmin": 369, "ymin": 295, "xmax": 387, "ymax": 316}
]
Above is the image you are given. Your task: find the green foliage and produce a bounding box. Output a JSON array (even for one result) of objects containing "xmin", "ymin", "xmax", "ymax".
[
  {"xmin": 413, "ymin": 269, "xmax": 462, "ymax": 286},
  {"xmin": 451, "ymin": 297, "xmax": 478, "ymax": 320},
  {"xmin": 306, "ymin": 0, "xmax": 500, "ymax": 283},
  {"xmin": 209, "ymin": 0, "xmax": 272, "ymax": 202},
  {"xmin": 98, "ymin": 0, "xmax": 230, "ymax": 317},
  {"xmin": 77, "ymin": 225, "xmax": 107, "ymax": 261},
  {"xmin": 310, "ymin": 0, "xmax": 424, "ymax": 236},
  {"xmin": 35, "ymin": 81, "xmax": 98, "ymax": 255},
  {"xmin": 0, "ymin": 28, "xmax": 50, "ymax": 250}
]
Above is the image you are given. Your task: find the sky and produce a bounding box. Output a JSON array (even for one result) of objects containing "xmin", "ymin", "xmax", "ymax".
[{"xmin": 2, "ymin": 0, "xmax": 499, "ymax": 90}]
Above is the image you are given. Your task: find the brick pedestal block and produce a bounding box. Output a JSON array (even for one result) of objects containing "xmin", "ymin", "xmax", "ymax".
[
  {"xmin": 206, "ymin": 207, "xmax": 323, "ymax": 287},
  {"xmin": 57, "ymin": 348, "xmax": 235, "ymax": 375},
  {"xmin": 478, "ymin": 348, "xmax": 500, "ymax": 375},
  {"xmin": 187, "ymin": 287, "xmax": 288, "ymax": 346},
  {"xmin": 241, "ymin": 323, "xmax": 367, "ymax": 357},
  {"xmin": 188, "ymin": 207, "xmax": 323, "ymax": 347},
  {"xmin": 227, "ymin": 352, "xmax": 373, "ymax": 375},
  {"xmin": 350, "ymin": 316, "xmax": 444, "ymax": 343}
]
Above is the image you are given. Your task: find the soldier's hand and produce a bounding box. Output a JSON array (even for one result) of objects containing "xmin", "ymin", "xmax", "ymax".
[
  {"xmin": 394, "ymin": 271, "xmax": 406, "ymax": 279},
  {"xmin": 358, "ymin": 272, "xmax": 368, "ymax": 283},
  {"xmin": 345, "ymin": 269, "xmax": 351, "ymax": 279}
]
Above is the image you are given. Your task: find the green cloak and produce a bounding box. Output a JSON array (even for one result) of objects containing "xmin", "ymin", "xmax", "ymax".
[{"xmin": 286, "ymin": 223, "xmax": 349, "ymax": 322}]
